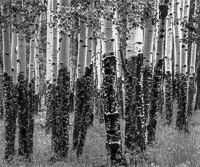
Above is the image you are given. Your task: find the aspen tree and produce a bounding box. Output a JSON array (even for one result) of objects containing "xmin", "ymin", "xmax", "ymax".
[
  {"xmin": 173, "ymin": 0, "xmax": 181, "ymax": 107},
  {"xmin": 0, "ymin": 30, "xmax": 3, "ymax": 119},
  {"xmin": 45, "ymin": 0, "xmax": 53, "ymax": 134},
  {"xmin": 27, "ymin": 28, "xmax": 35, "ymax": 156},
  {"xmin": 176, "ymin": 0, "xmax": 190, "ymax": 132},
  {"xmin": 51, "ymin": 0, "xmax": 58, "ymax": 85},
  {"xmin": 125, "ymin": 1, "xmax": 145, "ymax": 157},
  {"xmin": 53, "ymin": 0, "xmax": 71, "ymax": 158},
  {"xmin": 75, "ymin": 1, "xmax": 94, "ymax": 157},
  {"xmin": 1, "ymin": 1, "xmax": 17, "ymax": 160},
  {"xmin": 100, "ymin": 2, "xmax": 123, "ymax": 165},
  {"xmin": 46, "ymin": 0, "xmax": 52, "ymax": 82},
  {"xmin": 73, "ymin": 16, "xmax": 87, "ymax": 156},
  {"xmin": 148, "ymin": 0, "xmax": 166, "ymax": 143},
  {"xmin": 11, "ymin": 27, "xmax": 17, "ymax": 84},
  {"xmin": 187, "ymin": 0, "xmax": 197, "ymax": 118},
  {"xmin": 17, "ymin": 29, "xmax": 30, "ymax": 157},
  {"xmin": 164, "ymin": 0, "xmax": 174, "ymax": 124},
  {"xmin": 34, "ymin": 15, "xmax": 42, "ymax": 114},
  {"xmin": 143, "ymin": 18, "xmax": 154, "ymax": 144}
]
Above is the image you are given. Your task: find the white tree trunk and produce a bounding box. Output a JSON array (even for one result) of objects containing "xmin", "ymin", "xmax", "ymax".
[
  {"xmin": 11, "ymin": 27, "xmax": 17, "ymax": 83},
  {"xmin": 51, "ymin": 0, "xmax": 58, "ymax": 84},
  {"xmin": 28, "ymin": 34, "xmax": 35, "ymax": 83},
  {"xmin": 17, "ymin": 31, "xmax": 26, "ymax": 78},
  {"xmin": 46, "ymin": 0, "xmax": 53, "ymax": 82},
  {"xmin": 173, "ymin": 0, "xmax": 181, "ymax": 74},
  {"xmin": 77, "ymin": 18, "xmax": 86, "ymax": 78},
  {"xmin": 1, "ymin": 4, "xmax": 11, "ymax": 75}
]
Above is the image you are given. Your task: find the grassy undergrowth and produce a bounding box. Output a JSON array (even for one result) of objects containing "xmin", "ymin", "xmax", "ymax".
[{"xmin": 0, "ymin": 109, "xmax": 200, "ymax": 167}]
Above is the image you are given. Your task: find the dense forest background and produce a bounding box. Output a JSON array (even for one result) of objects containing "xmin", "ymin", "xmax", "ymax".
[{"xmin": 1, "ymin": 0, "xmax": 200, "ymax": 166}]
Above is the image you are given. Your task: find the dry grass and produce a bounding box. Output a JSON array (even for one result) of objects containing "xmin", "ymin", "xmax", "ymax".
[{"xmin": 0, "ymin": 108, "xmax": 200, "ymax": 167}]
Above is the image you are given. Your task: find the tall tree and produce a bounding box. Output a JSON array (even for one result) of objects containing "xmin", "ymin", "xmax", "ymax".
[
  {"xmin": 147, "ymin": 0, "xmax": 167, "ymax": 143},
  {"xmin": 1, "ymin": 1, "xmax": 17, "ymax": 160},
  {"xmin": 164, "ymin": 0, "xmax": 173, "ymax": 124},
  {"xmin": 101, "ymin": 5, "xmax": 123, "ymax": 165},
  {"xmin": 176, "ymin": 0, "xmax": 190, "ymax": 132}
]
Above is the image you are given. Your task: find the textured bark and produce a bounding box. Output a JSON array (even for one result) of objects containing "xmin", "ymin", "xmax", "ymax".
[
  {"xmin": 27, "ymin": 79, "xmax": 35, "ymax": 155},
  {"xmin": 147, "ymin": 59, "xmax": 164, "ymax": 144},
  {"xmin": 2, "ymin": 2, "xmax": 17, "ymax": 160},
  {"xmin": 75, "ymin": 65, "xmax": 94, "ymax": 157},
  {"xmin": 0, "ymin": 58, "xmax": 3, "ymax": 120},
  {"xmin": 17, "ymin": 74, "xmax": 29, "ymax": 158},
  {"xmin": 187, "ymin": 75, "xmax": 195, "ymax": 119},
  {"xmin": 102, "ymin": 55, "xmax": 123, "ymax": 166},
  {"xmin": 55, "ymin": 67, "xmax": 70, "ymax": 158},
  {"xmin": 195, "ymin": 64, "xmax": 200, "ymax": 110},
  {"xmin": 165, "ymin": 71, "xmax": 173, "ymax": 124},
  {"xmin": 176, "ymin": 74, "xmax": 188, "ymax": 132},
  {"xmin": 125, "ymin": 57, "xmax": 137, "ymax": 150},
  {"xmin": 3, "ymin": 73, "xmax": 17, "ymax": 160},
  {"xmin": 135, "ymin": 54, "xmax": 145, "ymax": 152},
  {"xmin": 143, "ymin": 66, "xmax": 152, "ymax": 140}
]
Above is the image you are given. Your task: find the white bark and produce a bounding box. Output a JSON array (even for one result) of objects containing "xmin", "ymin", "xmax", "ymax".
[
  {"xmin": 190, "ymin": 0, "xmax": 197, "ymax": 74},
  {"xmin": 165, "ymin": 0, "xmax": 173, "ymax": 73},
  {"xmin": 1, "ymin": 4, "xmax": 11, "ymax": 75},
  {"xmin": 126, "ymin": 27, "xmax": 143, "ymax": 59},
  {"xmin": 46, "ymin": 0, "xmax": 53, "ymax": 82},
  {"xmin": 11, "ymin": 27, "xmax": 17, "ymax": 83},
  {"xmin": 28, "ymin": 34, "xmax": 35, "ymax": 83},
  {"xmin": 180, "ymin": 0, "xmax": 190, "ymax": 74},
  {"xmin": 17, "ymin": 31, "xmax": 26, "ymax": 78},
  {"xmin": 77, "ymin": 18, "xmax": 86, "ymax": 78},
  {"xmin": 173, "ymin": 0, "xmax": 181, "ymax": 74},
  {"xmin": 143, "ymin": 20, "xmax": 154, "ymax": 67},
  {"xmin": 51, "ymin": 0, "xmax": 58, "ymax": 84},
  {"xmin": 57, "ymin": 0, "xmax": 71, "ymax": 70}
]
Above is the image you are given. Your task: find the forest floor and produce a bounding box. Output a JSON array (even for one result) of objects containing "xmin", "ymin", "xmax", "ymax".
[{"xmin": 0, "ymin": 103, "xmax": 200, "ymax": 167}]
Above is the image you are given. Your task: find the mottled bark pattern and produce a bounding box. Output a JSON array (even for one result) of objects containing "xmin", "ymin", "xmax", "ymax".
[
  {"xmin": 0, "ymin": 67, "xmax": 3, "ymax": 120},
  {"xmin": 148, "ymin": 59, "xmax": 164, "ymax": 144},
  {"xmin": 143, "ymin": 66, "xmax": 152, "ymax": 143},
  {"xmin": 3, "ymin": 73, "xmax": 17, "ymax": 160},
  {"xmin": 50, "ymin": 67, "xmax": 71, "ymax": 159},
  {"xmin": 102, "ymin": 55, "xmax": 122, "ymax": 166},
  {"xmin": 176, "ymin": 74, "xmax": 188, "ymax": 132},
  {"xmin": 125, "ymin": 57, "xmax": 137, "ymax": 150},
  {"xmin": 117, "ymin": 77, "xmax": 124, "ymax": 119},
  {"xmin": 73, "ymin": 65, "xmax": 94, "ymax": 157},
  {"xmin": 165, "ymin": 71, "xmax": 173, "ymax": 124},
  {"xmin": 135, "ymin": 54, "xmax": 145, "ymax": 152},
  {"xmin": 17, "ymin": 73, "xmax": 29, "ymax": 158},
  {"xmin": 55, "ymin": 67, "xmax": 70, "ymax": 158},
  {"xmin": 174, "ymin": 72, "xmax": 180, "ymax": 107},
  {"xmin": 187, "ymin": 74, "xmax": 195, "ymax": 119},
  {"xmin": 195, "ymin": 65, "xmax": 200, "ymax": 110},
  {"xmin": 27, "ymin": 79, "xmax": 35, "ymax": 155},
  {"xmin": 45, "ymin": 83, "xmax": 53, "ymax": 134}
]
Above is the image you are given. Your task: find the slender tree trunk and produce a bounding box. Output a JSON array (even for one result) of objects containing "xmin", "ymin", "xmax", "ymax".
[
  {"xmin": 176, "ymin": 0, "xmax": 190, "ymax": 132},
  {"xmin": 53, "ymin": 0, "xmax": 71, "ymax": 159},
  {"xmin": 2, "ymin": 2, "xmax": 17, "ymax": 160},
  {"xmin": 173, "ymin": 0, "xmax": 181, "ymax": 111},
  {"xmin": 147, "ymin": 0, "xmax": 167, "ymax": 144},
  {"xmin": 45, "ymin": 0, "xmax": 53, "ymax": 134},
  {"xmin": 27, "ymin": 30, "xmax": 35, "ymax": 157},
  {"xmin": 143, "ymin": 18, "xmax": 154, "ymax": 144},
  {"xmin": 73, "ymin": 16, "xmax": 87, "ymax": 156},
  {"xmin": 164, "ymin": 0, "xmax": 173, "ymax": 124},
  {"xmin": 101, "ymin": 12, "xmax": 123, "ymax": 166},
  {"xmin": 17, "ymin": 30, "xmax": 30, "ymax": 158},
  {"xmin": 0, "ymin": 32, "xmax": 3, "ymax": 119},
  {"xmin": 187, "ymin": 0, "xmax": 197, "ymax": 119}
]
